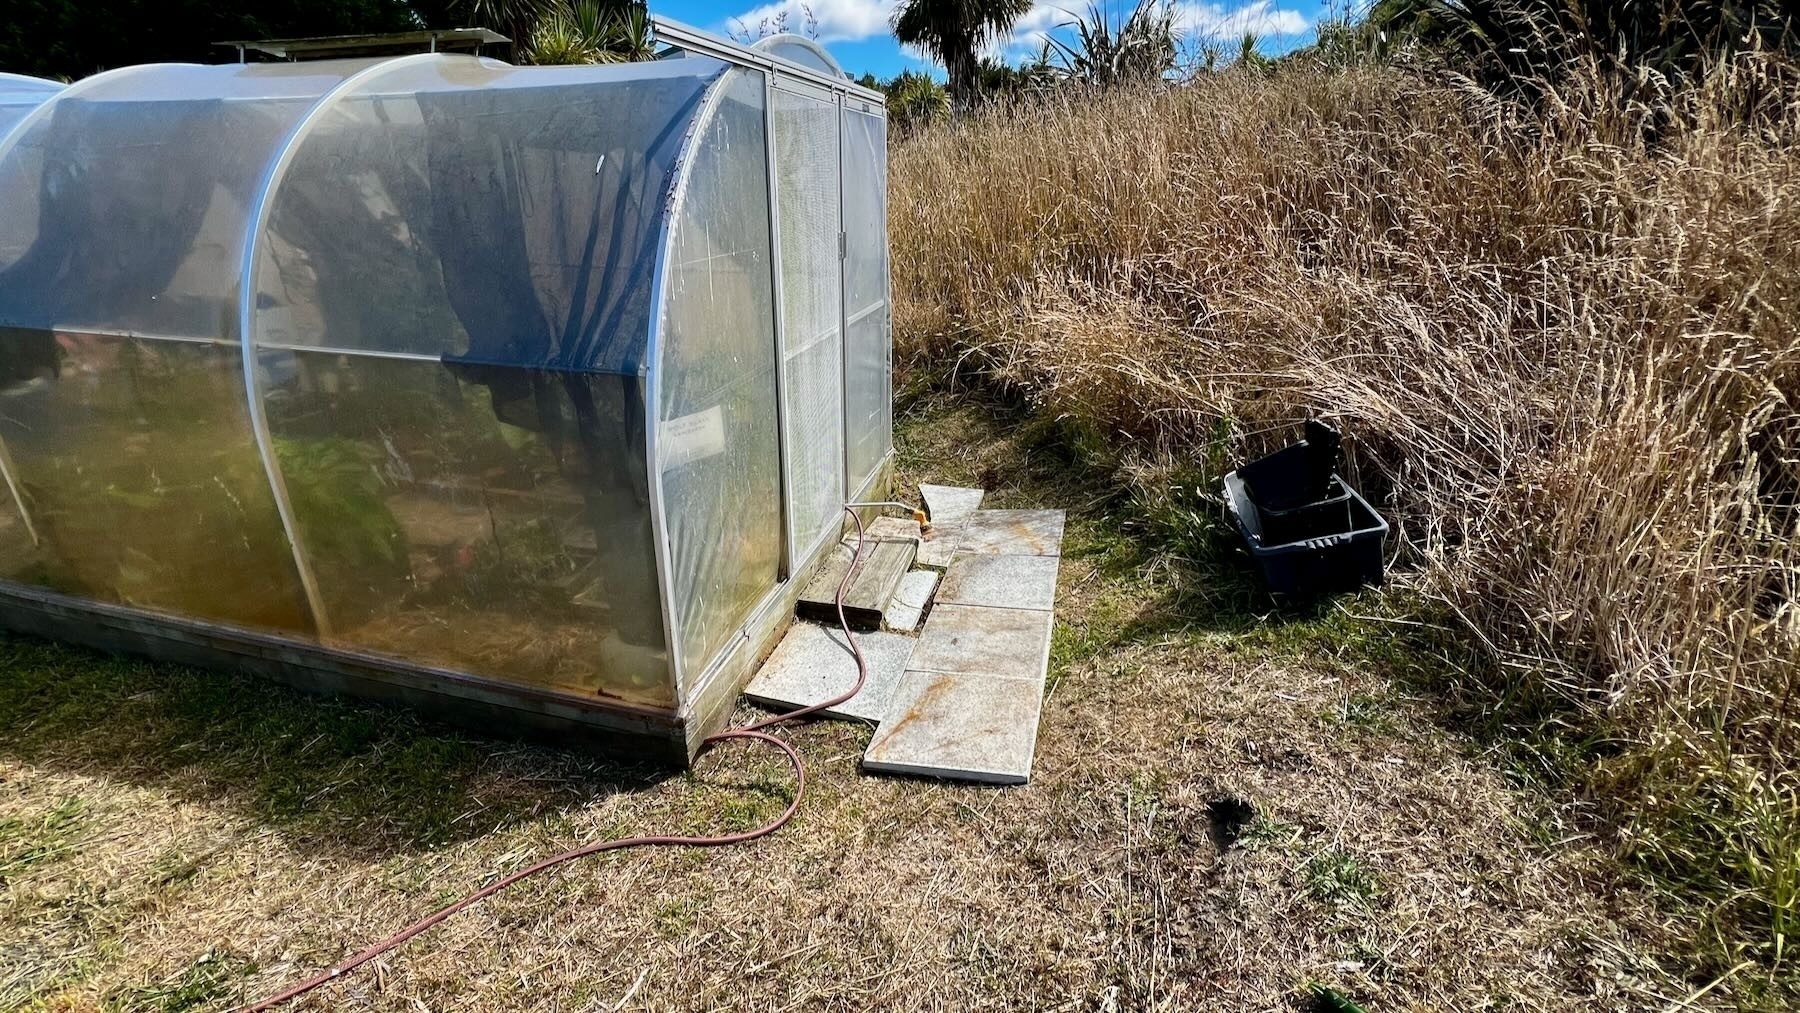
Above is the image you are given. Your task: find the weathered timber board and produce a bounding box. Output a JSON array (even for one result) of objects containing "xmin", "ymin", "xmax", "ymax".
[{"xmin": 796, "ymin": 539, "xmax": 916, "ymax": 629}]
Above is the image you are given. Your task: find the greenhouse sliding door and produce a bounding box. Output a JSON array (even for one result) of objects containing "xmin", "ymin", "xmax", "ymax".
[
  {"xmin": 841, "ymin": 104, "xmax": 890, "ymax": 493},
  {"xmin": 770, "ymin": 79, "xmax": 845, "ymax": 566}
]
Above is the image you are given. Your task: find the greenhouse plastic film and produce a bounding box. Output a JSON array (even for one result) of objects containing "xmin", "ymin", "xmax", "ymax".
[
  {"xmin": 245, "ymin": 57, "xmax": 732, "ymax": 707},
  {"xmin": 0, "ymin": 74, "xmax": 60, "ymax": 146},
  {"xmin": 0, "ymin": 63, "xmax": 369, "ymax": 632},
  {"xmin": 657, "ymin": 69, "xmax": 782, "ymax": 688},
  {"xmin": 257, "ymin": 351, "xmax": 673, "ymax": 707},
  {"xmin": 254, "ymin": 57, "xmax": 723, "ymax": 373},
  {"xmin": 0, "ymin": 44, "xmax": 889, "ymax": 744},
  {"xmin": 0, "ymin": 62, "xmax": 365, "ymax": 339}
]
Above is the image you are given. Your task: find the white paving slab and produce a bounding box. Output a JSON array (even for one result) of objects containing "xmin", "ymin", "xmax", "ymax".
[
  {"xmin": 915, "ymin": 522, "xmax": 962, "ymax": 568},
  {"xmin": 919, "ymin": 484, "xmax": 985, "ymax": 524},
  {"xmin": 957, "ymin": 509, "xmax": 1066, "ymax": 556},
  {"xmin": 906, "ymin": 604, "xmax": 1054, "ymax": 684},
  {"xmin": 862, "ymin": 670, "xmax": 1044, "ymax": 784},
  {"xmin": 744, "ymin": 622, "xmax": 914, "ymax": 722},
  {"xmin": 860, "ymin": 499, "xmax": 1063, "ymax": 785},
  {"xmin": 885, "ymin": 569, "xmax": 940, "ymax": 632},
  {"xmin": 938, "ymin": 554, "xmax": 1059, "ymax": 612}
]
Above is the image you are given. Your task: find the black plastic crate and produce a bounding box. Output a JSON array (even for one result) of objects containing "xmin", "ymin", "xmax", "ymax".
[
  {"xmin": 1237, "ymin": 420, "xmax": 1341, "ymax": 512},
  {"xmin": 1255, "ymin": 475, "xmax": 1355, "ymax": 545},
  {"xmin": 1223, "ymin": 470, "xmax": 1387, "ymax": 598}
]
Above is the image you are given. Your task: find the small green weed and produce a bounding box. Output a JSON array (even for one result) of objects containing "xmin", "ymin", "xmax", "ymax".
[
  {"xmin": 1304, "ymin": 848, "xmax": 1380, "ymax": 909},
  {"xmin": 1237, "ymin": 816, "xmax": 1301, "ymax": 852}
]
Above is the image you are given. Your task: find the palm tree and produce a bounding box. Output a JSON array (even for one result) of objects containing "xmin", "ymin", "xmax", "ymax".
[{"xmin": 891, "ymin": 0, "xmax": 1035, "ymax": 112}]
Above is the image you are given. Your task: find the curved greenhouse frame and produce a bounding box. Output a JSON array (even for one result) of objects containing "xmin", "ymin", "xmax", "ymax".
[
  {"xmin": 0, "ymin": 24, "xmax": 891, "ymax": 760},
  {"xmin": 0, "ymin": 72, "xmax": 63, "ymax": 137}
]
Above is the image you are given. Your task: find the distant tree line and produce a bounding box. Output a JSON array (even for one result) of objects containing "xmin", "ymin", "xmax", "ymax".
[
  {"xmin": 876, "ymin": 0, "xmax": 1798, "ymax": 130},
  {"xmin": 7, "ymin": 0, "xmax": 1791, "ymax": 116},
  {"xmin": 0, "ymin": 0, "xmax": 654, "ymax": 80}
]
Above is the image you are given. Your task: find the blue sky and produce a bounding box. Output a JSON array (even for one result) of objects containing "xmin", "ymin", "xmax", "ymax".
[{"xmin": 655, "ymin": 0, "xmax": 1337, "ymax": 80}]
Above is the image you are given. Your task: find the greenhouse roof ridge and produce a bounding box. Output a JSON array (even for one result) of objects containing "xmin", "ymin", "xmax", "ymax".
[
  {"xmin": 650, "ymin": 16, "xmax": 885, "ymax": 106},
  {"xmin": 215, "ymin": 27, "xmax": 510, "ymax": 61},
  {"xmin": 0, "ymin": 72, "xmax": 63, "ymax": 90}
]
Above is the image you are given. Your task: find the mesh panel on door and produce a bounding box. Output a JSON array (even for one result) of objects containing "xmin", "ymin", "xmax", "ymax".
[{"xmin": 772, "ymin": 86, "xmax": 843, "ymax": 558}]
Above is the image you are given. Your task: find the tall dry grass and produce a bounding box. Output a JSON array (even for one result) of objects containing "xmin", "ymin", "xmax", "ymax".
[{"xmin": 891, "ymin": 61, "xmax": 1800, "ymax": 971}]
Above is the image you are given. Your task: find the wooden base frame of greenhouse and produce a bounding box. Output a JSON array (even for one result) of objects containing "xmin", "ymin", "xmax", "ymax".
[{"xmin": 0, "ymin": 459, "xmax": 893, "ymax": 765}]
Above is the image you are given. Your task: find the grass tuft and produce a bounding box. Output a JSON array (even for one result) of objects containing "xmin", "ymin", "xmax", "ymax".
[{"xmin": 1303, "ymin": 848, "xmax": 1382, "ymax": 910}]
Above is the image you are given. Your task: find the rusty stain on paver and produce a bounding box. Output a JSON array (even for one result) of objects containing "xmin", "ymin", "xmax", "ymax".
[
  {"xmin": 859, "ymin": 496, "xmax": 1063, "ymax": 785},
  {"xmin": 957, "ymin": 509, "xmax": 1065, "ymax": 556},
  {"xmin": 938, "ymin": 554, "xmax": 1059, "ymax": 612},
  {"xmin": 905, "ymin": 604, "xmax": 1053, "ymax": 683},
  {"xmin": 862, "ymin": 670, "xmax": 1044, "ymax": 784}
]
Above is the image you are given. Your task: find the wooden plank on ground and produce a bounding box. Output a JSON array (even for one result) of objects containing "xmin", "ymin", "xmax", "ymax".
[{"xmin": 797, "ymin": 539, "xmax": 916, "ymax": 629}]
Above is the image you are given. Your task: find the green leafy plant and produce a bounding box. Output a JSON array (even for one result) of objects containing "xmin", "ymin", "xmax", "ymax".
[
  {"xmin": 1044, "ymin": 0, "xmax": 1180, "ymax": 88},
  {"xmin": 523, "ymin": 0, "xmax": 652, "ymax": 65},
  {"xmin": 1304, "ymin": 848, "xmax": 1381, "ymax": 908},
  {"xmin": 273, "ymin": 436, "xmax": 407, "ymax": 599},
  {"xmin": 886, "ymin": 69, "xmax": 951, "ymax": 132}
]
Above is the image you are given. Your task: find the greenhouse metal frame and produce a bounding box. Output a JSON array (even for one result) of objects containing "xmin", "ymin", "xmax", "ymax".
[{"xmin": 0, "ymin": 22, "xmax": 891, "ymax": 761}]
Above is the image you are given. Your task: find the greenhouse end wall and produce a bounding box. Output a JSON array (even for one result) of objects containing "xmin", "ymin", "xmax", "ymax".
[{"xmin": 0, "ymin": 39, "xmax": 891, "ymax": 761}]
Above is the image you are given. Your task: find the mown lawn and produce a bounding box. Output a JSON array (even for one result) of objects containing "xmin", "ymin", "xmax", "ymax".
[{"xmin": 1, "ymin": 394, "xmax": 1718, "ymax": 1012}]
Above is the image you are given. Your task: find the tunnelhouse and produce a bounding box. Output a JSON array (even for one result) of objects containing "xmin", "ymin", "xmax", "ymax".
[{"xmin": 0, "ymin": 27, "xmax": 891, "ymax": 761}]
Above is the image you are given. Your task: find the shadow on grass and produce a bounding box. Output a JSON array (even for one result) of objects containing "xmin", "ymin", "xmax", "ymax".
[
  {"xmin": 893, "ymin": 385, "xmax": 1346, "ymax": 672},
  {"xmin": 1, "ymin": 386, "xmax": 1310, "ymax": 867},
  {"xmin": 0, "ymin": 635, "xmax": 672, "ymax": 859}
]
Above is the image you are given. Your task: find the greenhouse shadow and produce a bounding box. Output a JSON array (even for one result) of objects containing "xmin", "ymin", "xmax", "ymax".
[{"xmin": 0, "ymin": 633, "xmax": 674, "ymax": 858}]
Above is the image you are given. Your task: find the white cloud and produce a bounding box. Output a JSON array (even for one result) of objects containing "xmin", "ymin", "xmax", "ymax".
[
  {"xmin": 721, "ymin": 0, "xmax": 1310, "ymax": 67},
  {"xmin": 1175, "ymin": 0, "xmax": 1309, "ymax": 39},
  {"xmin": 997, "ymin": 0, "xmax": 1311, "ymax": 62},
  {"xmin": 727, "ymin": 0, "xmax": 900, "ymax": 44}
]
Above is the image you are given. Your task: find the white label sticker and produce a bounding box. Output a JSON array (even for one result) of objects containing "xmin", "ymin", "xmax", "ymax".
[{"xmin": 662, "ymin": 404, "xmax": 726, "ymax": 468}]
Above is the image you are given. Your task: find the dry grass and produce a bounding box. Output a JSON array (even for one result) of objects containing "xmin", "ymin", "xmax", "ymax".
[
  {"xmin": 0, "ymin": 400, "xmax": 1734, "ymax": 1011},
  {"xmin": 890, "ymin": 57, "xmax": 1800, "ymax": 986},
  {"xmin": 4, "ymin": 57, "xmax": 1797, "ymax": 1010}
]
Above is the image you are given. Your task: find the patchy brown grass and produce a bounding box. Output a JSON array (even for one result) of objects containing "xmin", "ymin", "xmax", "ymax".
[
  {"xmin": 891, "ymin": 58, "xmax": 1800, "ymax": 989},
  {"xmin": 0, "ymin": 399, "xmax": 1729, "ymax": 1011}
]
